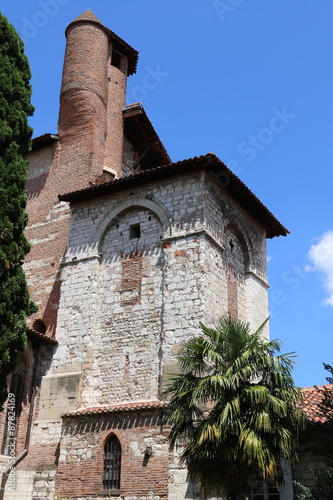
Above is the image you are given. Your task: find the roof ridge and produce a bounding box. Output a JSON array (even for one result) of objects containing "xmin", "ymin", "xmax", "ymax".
[{"xmin": 302, "ymin": 384, "xmax": 333, "ymax": 390}]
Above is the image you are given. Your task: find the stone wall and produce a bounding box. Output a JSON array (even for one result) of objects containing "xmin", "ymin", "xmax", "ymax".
[
  {"xmin": 24, "ymin": 168, "xmax": 269, "ymax": 499},
  {"xmin": 293, "ymin": 443, "xmax": 331, "ymax": 494}
]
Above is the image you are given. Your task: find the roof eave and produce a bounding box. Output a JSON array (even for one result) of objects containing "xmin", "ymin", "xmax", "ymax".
[
  {"xmin": 58, "ymin": 153, "xmax": 288, "ymax": 239},
  {"xmin": 31, "ymin": 133, "xmax": 59, "ymax": 151}
]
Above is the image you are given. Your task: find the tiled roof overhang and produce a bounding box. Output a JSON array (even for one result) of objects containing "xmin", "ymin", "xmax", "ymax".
[
  {"xmin": 59, "ymin": 153, "xmax": 288, "ymax": 239},
  {"xmin": 107, "ymin": 28, "xmax": 138, "ymax": 76},
  {"xmin": 300, "ymin": 385, "xmax": 333, "ymax": 425},
  {"xmin": 61, "ymin": 401, "xmax": 166, "ymax": 418},
  {"xmin": 31, "ymin": 133, "xmax": 59, "ymax": 151}
]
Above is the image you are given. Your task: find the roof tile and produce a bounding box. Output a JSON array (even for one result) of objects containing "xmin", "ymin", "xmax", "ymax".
[
  {"xmin": 58, "ymin": 153, "xmax": 288, "ymax": 239},
  {"xmin": 300, "ymin": 385, "xmax": 333, "ymax": 425},
  {"xmin": 61, "ymin": 401, "xmax": 166, "ymax": 418}
]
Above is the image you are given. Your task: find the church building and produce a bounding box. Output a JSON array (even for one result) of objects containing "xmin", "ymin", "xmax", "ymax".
[{"xmin": 0, "ymin": 10, "xmax": 290, "ymax": 500}]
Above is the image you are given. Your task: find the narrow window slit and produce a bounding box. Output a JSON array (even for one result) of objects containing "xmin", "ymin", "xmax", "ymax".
[{"xmin": 130, "ymin": 223, "xmax": 141, "ymax": 239}]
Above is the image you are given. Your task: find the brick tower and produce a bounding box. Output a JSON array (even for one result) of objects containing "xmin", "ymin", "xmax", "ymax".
[
  {"xmin": 58, "ymin": 10, "xmax": 137, "ymax": 181},
  {"xmin": 22, "ymin": 10, "xmax": 139, "ymax": 338},
  {"xmin": 0, "ymin": 11, "xmax": 290, "ymax": 500}
]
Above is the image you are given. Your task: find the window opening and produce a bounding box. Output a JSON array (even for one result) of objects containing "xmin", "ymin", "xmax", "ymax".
[
  {"xmin": 130, "ymin": 223, "xmax": 141, "ymax": 239},
  {"xmin": 103, "ymin": 435, "xmax": 121, "ymax": 490},
  {"xmin": 111, "ymin": 50, "xmax": 122, "ymax": 70}
]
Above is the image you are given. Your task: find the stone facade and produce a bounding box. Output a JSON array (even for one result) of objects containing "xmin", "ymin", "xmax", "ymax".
[{"xmin": 0, "ymin": 9, "xmax": 290, "ymax": 500}]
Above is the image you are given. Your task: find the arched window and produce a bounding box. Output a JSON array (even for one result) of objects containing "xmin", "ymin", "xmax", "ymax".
[{"xmin": 103, "ymin": 434, "xmax": 121, "ymax": 490}]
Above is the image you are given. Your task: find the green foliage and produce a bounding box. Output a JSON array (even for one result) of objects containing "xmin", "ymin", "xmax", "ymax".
[
  {"xmin": 319, "ymin": 363, "xmax": 333, "ymax": 423},
  {"xmin": 165, "ymin": 315, "xmax": 305, "ymax": 499},
  {"xmin": 294, "ymin": 482, "xmax": 314, "ymax": 500},
  {"xmin": 295, "ymin": 469, "xmax": 333, "ymax": 500},
  {"xmin": 0, "ymin": 12, "xmax": 37, "ymax": 410}
]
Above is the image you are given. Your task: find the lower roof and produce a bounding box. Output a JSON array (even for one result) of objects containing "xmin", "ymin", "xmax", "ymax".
[
  {"xmin": 300, "ymin": 385, "xmax": 333, "ymax": 425},
  {"xmin": 62, "ymin": 401, "xmax": 166, "ymax": 418}
]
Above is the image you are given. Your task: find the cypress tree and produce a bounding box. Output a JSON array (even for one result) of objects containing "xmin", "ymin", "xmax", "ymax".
[{"xmin": 0, "ymin": 13, "xmax": 37, "ymax": 410}]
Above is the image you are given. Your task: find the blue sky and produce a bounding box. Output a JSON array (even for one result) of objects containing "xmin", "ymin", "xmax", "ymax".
[{"xmin": 2, "ymin": 1, "xmax": 333, "ymax": 388}]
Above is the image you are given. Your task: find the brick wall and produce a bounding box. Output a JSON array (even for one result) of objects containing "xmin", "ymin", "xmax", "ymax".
[
  {"xmin": 55, "ymin": 410, "xmax": 169, "ymax": 500},
  {"xmin": 103, "ymin": 60, "xmax": 128, "ymax": 177},
  {"xmin": 58, "ymin": 18, "xmax": 109, "ymax": 184}
]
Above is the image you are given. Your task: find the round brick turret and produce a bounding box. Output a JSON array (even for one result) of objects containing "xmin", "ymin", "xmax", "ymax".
[
  {"xmin": 58, "ymin": 10, "xmax": 110, "ymax": 185},
  {"xmin": 58, "ymin": 10, "xmax": 138, "ymax": 182}
]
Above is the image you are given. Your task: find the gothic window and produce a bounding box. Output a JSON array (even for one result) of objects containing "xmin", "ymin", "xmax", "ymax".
[{"xmin": 103, "ymin": 434, "xmax": 121, "ymax": 490}]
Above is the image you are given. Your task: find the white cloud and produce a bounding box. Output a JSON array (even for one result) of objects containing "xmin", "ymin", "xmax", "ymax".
[
  {"xmin": 267, "ymin": 255, "xmax": 273, "ymax": 263},
  {"xmin": 307, "ymin": 230, "xmax": 333, "ymax": 306}
]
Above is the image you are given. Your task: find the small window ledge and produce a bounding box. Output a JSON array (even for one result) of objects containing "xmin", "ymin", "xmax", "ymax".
[{"xmin": 96, "ymin": 490, "xmax": 121, "ymax": 497}]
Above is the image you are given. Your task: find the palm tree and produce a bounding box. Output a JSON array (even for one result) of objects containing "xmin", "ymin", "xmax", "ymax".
[{"xmin": 165, "ymin": 315, "xmax": 305, "ymax": 500}]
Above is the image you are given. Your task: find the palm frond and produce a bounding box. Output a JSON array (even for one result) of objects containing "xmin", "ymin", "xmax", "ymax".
[{"xmin": 165, "ymin": 314, "xmax": 304, "ymax": 495}]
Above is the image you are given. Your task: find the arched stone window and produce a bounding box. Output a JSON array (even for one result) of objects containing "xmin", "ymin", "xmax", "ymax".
[{"xmin": 103, "ymin": 434, "xmax": 121, "ymax": 490}]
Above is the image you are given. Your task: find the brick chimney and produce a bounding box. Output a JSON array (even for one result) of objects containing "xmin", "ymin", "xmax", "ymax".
[{"xmin": 57, "ymin": 10, "xmax": 138, "ymax": 184}]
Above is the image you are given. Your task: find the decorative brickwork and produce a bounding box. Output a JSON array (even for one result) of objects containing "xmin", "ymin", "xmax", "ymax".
[
  {"xmin": 55, "ymin": 409, "xmax": 169, "ymax": 500},
  {"xmin": 227, "ymin": 264, "xmax": 238, "ymax": 319},
  {"xmin": 120, "ymin": 252, "xmax": 143, "ymax": 306}
]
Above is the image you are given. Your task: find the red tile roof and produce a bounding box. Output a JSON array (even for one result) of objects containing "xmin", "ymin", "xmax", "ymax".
[
  {"xmin": 300, "ymin": 385, "xmax": 333, "ymax": 425},
  {"xmin": 62, "ymin": 387, "xmax": 333, "ymax": 424},
  {"xmin": 61, "ymin": 401, "xmax": 166, "ymax": 418}
]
